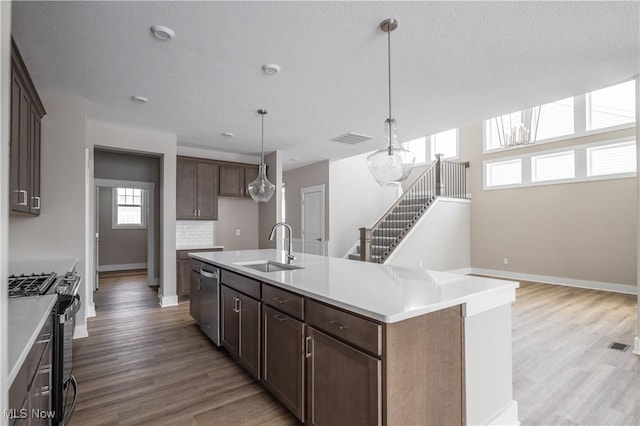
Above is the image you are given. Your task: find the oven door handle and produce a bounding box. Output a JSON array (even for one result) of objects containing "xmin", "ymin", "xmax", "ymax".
[
  {"xmin": 62, "ymin": 373, "xmax": 78, "ymax": 425},
  {"xmin": 61, "ymin": 294, "xmax": 82, "ymax": 324}
]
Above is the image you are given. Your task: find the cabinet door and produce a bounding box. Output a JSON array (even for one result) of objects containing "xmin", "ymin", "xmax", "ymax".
[
  {"xmin": 10, "ymin": 72, "xmax": 31, "ymax": 214},
  {"xmin": 306, "ymin": 327, "xmax": 381, "ymax": 426},
  {"xmin": 243, "ymin": 166, "xmax": 259, "ymax": 198},
  {"xmin": 29, "ymin": 109, "xmax": 41, "ymax": 215},
  {"xmin": 238, "ymin": 292, "xmax": 260, "ymax": 379},
  {"xmin": 30, "ymin": 344, "xmax": 52, "ymax": 426},
  {"xmin": 196, "ymin": 162, "xmax": 218, "ymax": 220},
  {"xmin": 176, "ymin": 159, "xmax": 197, "ymax": 219},
  {"xmin": 219, "ymin": 165, "xmax": 244, "ymax": 197},
  {"xmin": 262, "ymin": 305, "xmax": 305, "ymax": 421},
  {"xmin": 189, "ymin": 271, "xmax": 202, "ymax": 324},
  {"xmin": 221, "ymin": 285, "xmax": 240, "ymax": 358},
  {"xmin": 178, "ymin": 259, "xmax": 191, "ymax": 296}
]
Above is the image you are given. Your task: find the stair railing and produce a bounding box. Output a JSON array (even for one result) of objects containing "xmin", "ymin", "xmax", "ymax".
[{"xmin": 359, "ymin": 154, "xmax": 469, "ymax": 262}]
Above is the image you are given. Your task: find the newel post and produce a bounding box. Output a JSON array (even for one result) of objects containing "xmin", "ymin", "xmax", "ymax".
[
  {"xmin": 359, "ymin": 227, "xmax": 372, "ymax": 262},
  {"xmin": 435, "ymin": 153, "xmax": 444, "ymax": 196}
]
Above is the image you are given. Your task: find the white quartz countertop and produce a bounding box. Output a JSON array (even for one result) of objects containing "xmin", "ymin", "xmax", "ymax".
[
  {"xmin": 177, "ymin": 245, "xmax": 224, "ymax": 251},
  {"xmin": 191, "ymin": 249, "xmax": 518, "ymax": 324},
  {"xmin": 8, "ymin": 295, "xmax": 57, "ymax": 385}
]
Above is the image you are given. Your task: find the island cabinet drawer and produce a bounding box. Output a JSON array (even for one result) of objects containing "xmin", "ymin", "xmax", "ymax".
[
  {"xmin": 306, "ymin": 299, "xmax": 382, "ymax": 357},
  {"xmin": 261, "ymin": 284, "xmax": 304, "ymax": 320},
  {"xmin": 28, "ymin": 316, "xmax": 53, "ymax": 381},
  {"xmin": 221, "ymin": 269, "xmax": 260, "ymax": 299}
]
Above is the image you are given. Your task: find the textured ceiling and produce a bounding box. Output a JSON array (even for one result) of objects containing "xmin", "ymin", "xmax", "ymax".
[{"xmin": 11, "ymin": 1, "xmax": 640, "ymax": 170}]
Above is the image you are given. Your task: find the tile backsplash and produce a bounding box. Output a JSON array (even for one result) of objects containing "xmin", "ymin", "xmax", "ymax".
[{"xmin": 176, "ymin": 221, "xmax": 215, "ymax": 249}]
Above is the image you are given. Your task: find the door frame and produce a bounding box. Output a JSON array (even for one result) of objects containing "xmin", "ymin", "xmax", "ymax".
[
  {"xmin": 95, "ymin": 178, "xmax": 156, "ymax": 287},
  {"xmin": 301, "ymin": 184, "xmax": 326, "ymax": 256}
]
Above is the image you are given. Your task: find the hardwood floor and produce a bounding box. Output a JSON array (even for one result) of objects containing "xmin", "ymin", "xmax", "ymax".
[
  {"xmin": 512, "ymin": 281, "xmax": 639, "ymax": 425},
  {"xmin": 72, "ymin": 272, "xmax": 639, "ymax": 425},
  {"xmin": 72, "ymin": 271, "xmax": 297, "ymax": 425}
]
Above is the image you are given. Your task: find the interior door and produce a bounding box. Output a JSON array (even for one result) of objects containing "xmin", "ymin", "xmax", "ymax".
[{"xmin": 302, "ymin": 186, "xmax": 324, "ymax": 255}]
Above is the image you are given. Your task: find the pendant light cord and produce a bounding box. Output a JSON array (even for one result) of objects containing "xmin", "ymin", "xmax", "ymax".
[
  {"xmin": 261, "ymin": 112, "xmax": 265, "ymax": 164},
  {"xmin": 387, "ymin": 28, "xmax": 392, "ymax": 127}
]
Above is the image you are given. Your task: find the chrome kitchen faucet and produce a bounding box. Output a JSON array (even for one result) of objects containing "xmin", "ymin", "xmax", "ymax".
[{"xmin": 268, "ymin": 222, "xmax": 296, "ymax": 264}]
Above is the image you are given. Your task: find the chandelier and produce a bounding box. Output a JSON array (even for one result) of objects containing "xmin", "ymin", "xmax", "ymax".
[{"xmin": 495, "ymin": 106, "xmax": 542, "ymax": 148}]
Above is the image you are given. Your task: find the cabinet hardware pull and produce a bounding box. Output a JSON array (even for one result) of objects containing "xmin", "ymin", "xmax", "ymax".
[
  {"xmin": 233, "ymin": 297, "xmax": 241, "ymax": 313},
  {"xmin": 272, "ymin": 313, "xmax": 287, "ymax": 322},
  {"xmin": 305, "ymin": 336, "xmax": 312, "ymax": 358},
  {"xmin": 14, "ymin": 190, "xmax": 28, "ymax": 206},
  {"xmin": 272, "ymin": 297, "xmax": 287, "ymax": 304},
  {"xmin": 329, "ymin": 320, "xmax": 348, "ymax": 330},
  {"xmin": 32, "ymin": 196, "xmax": 41, "ymax": 210}
]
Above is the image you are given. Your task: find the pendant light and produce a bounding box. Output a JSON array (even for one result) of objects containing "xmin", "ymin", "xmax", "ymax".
[
  {"xmin": 248, "ymin": 109, "xmax": 276, "ymax": 203},
  {"xmin": 367, "ymin": 18, "xmax": 415, "ymax": 186}
]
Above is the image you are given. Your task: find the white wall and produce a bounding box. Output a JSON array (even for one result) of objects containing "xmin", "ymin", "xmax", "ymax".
[
  {"xmin": 86, "ymin": 119, "xmax": 178, "ymax": 307},
  {"xmin": 9, "ymin": 91, "xmax": 88, "ymax": 337},
  {"xmin": 328, "ymin": 152, "xmax": 399, "ymax": 258},
  {"xmin": 385, "ymin": 198, "xmax": 471, "ymax": 272},
  {"xmin": 0, "ymin": 0, "xmax": 12, "ymax": 415}
]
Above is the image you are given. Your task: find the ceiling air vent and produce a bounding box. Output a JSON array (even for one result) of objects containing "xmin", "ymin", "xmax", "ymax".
[{"xmin": 330, "ymin": 132, "xmax": 374, "ymax": 145}]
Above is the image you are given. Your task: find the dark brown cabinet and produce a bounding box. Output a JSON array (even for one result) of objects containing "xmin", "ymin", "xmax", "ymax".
[
  {"xmin": 221, "ymin": 285, "xmax": 261, "ymax": 379},
  {"xmin": 9, "ymin": 315, "xmax": 52, "ymax": 426},
  {"xmin": 10, "ymin": 39, "xmax": 45, "ymax": 216},
  {"xmin": 176, "ymin": 158, "xmax": 218, "ymax": 220},
  {"xmin": 219, "ymin": 164, "xmax": 259, "ymax": 198},
  {"xmin": 262, "ymin": 305, "xmax": 305, "ymax": 422},
  {"xmin": 306, "ymin": 327, "xmax": 381, "ymax": 426}
]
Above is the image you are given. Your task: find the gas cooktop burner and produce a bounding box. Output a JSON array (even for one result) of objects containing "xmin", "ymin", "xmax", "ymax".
[{"xmin": 8, "ymin": 272, "xmax": 58, "ymax": 297}]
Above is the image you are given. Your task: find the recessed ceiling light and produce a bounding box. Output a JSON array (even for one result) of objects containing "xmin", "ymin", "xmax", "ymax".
[
  {"xmin": 150, "ymin": 25, "xmax": 175, "ymax": 40},
  {"xmin": 131, "ymin": 95, "xmax": 148, "ymax": 104},
  {"xmin": 222, "ymin": 132, "xmax": 234, "ymax": 137},
  {"xmin": 262, "ymin": 64, "xmax": 281, "ymax": 75}
]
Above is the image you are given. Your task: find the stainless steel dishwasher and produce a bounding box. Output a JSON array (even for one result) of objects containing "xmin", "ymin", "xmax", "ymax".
[{"xmin": 199, "ymin": 263, "xmax": 221, "ymax": 346}]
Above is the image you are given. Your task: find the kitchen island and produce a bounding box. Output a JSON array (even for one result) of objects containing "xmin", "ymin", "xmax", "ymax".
[{"xmin": 191, "ymin": 249, "xmax": 519, "ymax": 425}]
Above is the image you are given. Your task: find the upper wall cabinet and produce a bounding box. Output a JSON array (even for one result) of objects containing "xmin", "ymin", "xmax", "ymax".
[
  {"xmin": 176, "ymin": 157, "xmax": 219, "ymax": 220},
  {"xmin": 219, "ymin": 164, "xmax": 259, "ymax": 198},
  {"xmin": 10, "ymin": 38, "xmax": 46, "ymax": 216}
]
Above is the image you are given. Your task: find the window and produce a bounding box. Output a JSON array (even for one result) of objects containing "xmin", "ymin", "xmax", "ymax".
[
  {"xmin": 485, "ymin": 159, "xmax": 522, "ymax": 187},
  {"xmin": 430, "ymin": 128, "xmax": 458, "ymax": 161},
  {"xmin": 484, "ymin": 80, "xmax": 635, "ymax": 152},
  {"xmin": 587, "ymin": 80, "xmax": 636, "ymax": 131},
  {"xmin": 484, "ymin": 137, "xmax": 636, "ymax": 190},
  {"xmin": 485, "ymin": 98, "xmax": 574, "ymax": 150},
  {"xmin": 532, "ymin": 151, "xmax": 575, "ymax": 182},
  {"xmin": 113, "ymin": 187, "xmax": 146, "ymax": 229},
  {"xmin": 587, "ymin": 141, "xmax": 636, "ymax": 177},
  {"xmin": 403, "ymin": 137, "xmax": 427, "ymax": 164}
]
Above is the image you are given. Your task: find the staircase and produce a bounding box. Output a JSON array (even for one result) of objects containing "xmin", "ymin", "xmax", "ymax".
[{"xmin": 351, "ymin": 154, "xmax": 469, "ymax": 263}]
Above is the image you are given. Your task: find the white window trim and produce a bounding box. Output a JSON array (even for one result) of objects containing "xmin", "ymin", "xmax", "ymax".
[
  {"xmin": 112, "ymin": 188, "xmax": 147, "ymax": 229},
  {"xmin": 483, "ymin": 136, "xmax": 636, "ymax": 190},
  {"xmin": 483, "ymin": 79, "xmax": 636, "ymax": 154}
]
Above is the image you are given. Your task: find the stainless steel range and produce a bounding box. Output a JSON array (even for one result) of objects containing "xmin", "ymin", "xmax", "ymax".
[{"xmin": 8, "ymin": 270, "xmax": 81, "ymax": 426}]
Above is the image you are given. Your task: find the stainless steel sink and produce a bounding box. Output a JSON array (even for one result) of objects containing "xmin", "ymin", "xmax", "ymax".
[{"xmin": 235, "ymin": 260, "xmax": 304, "ymax": 273}]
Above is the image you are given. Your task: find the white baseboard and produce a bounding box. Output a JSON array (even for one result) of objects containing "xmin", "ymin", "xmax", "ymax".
[
  {"xmin": 87, "ymin": 302, "xmax": 96, "ymax": 318},
  {"xmin": 99, "ymin": 262, "xmax": 147, "ymax": 272},
  {"xmin": 159, "ymin": 294, "xmax": 178, "ymax": 307},
  {"xmin": 73, "ymin": 323, "xmax": 89, "ymax": 339},
  {"xmin": 634, "ymin": 336, "xmax": 640, "ymax": 356},
  {"xmin": 470, "ymin": 268, "xmax": 637, "ymax": 295},
  {"xmin": 486, "ymin": 400, "xmax": 519, "ymax": 426}
]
